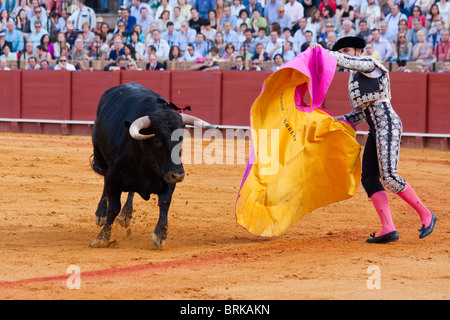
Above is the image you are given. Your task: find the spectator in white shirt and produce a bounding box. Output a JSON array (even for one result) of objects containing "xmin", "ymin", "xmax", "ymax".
[
  {"xmin": 265, "ymin": 30, "xmax": 283, "ymax": 59},
  {"xmin": 284, "ymin": 0, "xmax": 304, "ymax": 28},
  {"xmin": 130, "ymin": 0, "xmax": 153, "ymax": 20},
  {"xmin": 147, "ymin": 29, "xmax": 171, "ymax": 60},
  {"xmin": 68, "ymin": 0, "xmax": 96, "ymax": 32}
]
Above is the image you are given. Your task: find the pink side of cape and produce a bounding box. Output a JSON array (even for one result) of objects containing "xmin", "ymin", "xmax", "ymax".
[{"xmin": 282, "ymin": 47, "xmax": 337, "ymax": 111}]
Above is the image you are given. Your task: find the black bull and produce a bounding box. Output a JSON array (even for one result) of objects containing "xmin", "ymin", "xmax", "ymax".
[{"xmin": 90, "ymin": 82, "xmax": 214, "ymax": 248}]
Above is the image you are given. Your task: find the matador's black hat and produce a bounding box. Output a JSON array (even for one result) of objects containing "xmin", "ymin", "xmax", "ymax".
[{"xmin": 332, "ymin": 36, "xmax": 366, "ymax": 51}]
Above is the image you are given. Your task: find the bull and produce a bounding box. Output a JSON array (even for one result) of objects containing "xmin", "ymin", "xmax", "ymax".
[{"xmin": 90, "ymin": 82, "xmax": 214, "ymax": 248}]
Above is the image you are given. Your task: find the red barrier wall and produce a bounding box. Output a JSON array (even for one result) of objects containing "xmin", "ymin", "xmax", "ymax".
[
  {"xmin": 426, "ymin": 73, "xmax": 450, "ymax": 148},
  {"xmin": 0, "ymin": 71, "xmax": 19, "ymax": 132},
  {"xmin": 0, "ymin": 70, "xmax": 448, "ymax": 148},
  {"xmin": 72, "ymin": 71, "xmax": 120, "ymax": 122},
  {"xmin": 121, "ymin": 70, "xmax": 171, "ymax": 100},
  {"xmin": 221, "ymin": 70, "xmax": 270, "ymax": 127},
  {"xmin": 0, "ymin": 71, "xmax": 15, "ymax": 118},
  {"xmin": 390, "ymin": 72, "xmax": 428, "ymax": 133},
  {"xmin": 427, "ymin": 73, "xmax": 450, "ymax": 134},
  {"xmin": 170, "ymin": 71, "xmax": 222, "ymax": 125}
]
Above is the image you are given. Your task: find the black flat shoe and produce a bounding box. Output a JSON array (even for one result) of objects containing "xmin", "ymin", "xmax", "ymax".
[
  {"xmin": 419, "ymin": 212, "xmax": 437, "ymax": 239},
  {"xmin": 366, "ymin": 230, "xmax": 399, "ymax": 244}
]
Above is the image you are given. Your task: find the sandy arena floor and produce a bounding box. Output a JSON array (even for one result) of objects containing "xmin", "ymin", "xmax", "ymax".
[{"xmin": 0, "ymin": 132, "xmax": 448, "ymax": 300}]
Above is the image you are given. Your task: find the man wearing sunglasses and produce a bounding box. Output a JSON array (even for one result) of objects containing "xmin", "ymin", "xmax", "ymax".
[
  {"xmin": 30, "ymin": 5, "xmax": 48, "ymax": 33},
  {"xmin": 27, "ymin": 0, "xmax": 47, "ymax": 21},
  {"xmin": 54, "ymin": 55, "xmax": 76, "ymax": 70},
  {"xmin": 28, "ymin": 21, "xmax": 49, "ymax": 51}
]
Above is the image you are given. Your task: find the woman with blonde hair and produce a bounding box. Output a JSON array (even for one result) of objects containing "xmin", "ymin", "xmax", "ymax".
[
  {"xmin": 126, "ymin": 58, "xmax": 139, "ymax": 70},
  {"xmin": 411, "ymin": 29, "xmax": 433, "ymax": 61},
  {"xmin": 82, "ymin": 22, "xmax": 95, "ymax": 50}
]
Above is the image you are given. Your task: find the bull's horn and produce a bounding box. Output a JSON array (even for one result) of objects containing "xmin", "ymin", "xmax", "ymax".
[
  {"xmin": 129, "ymin": 116, "xmax": 155, "ymax": 140},
  {"xmin": 180, "ymin": 114, "xmax": 217, "ymax": 129}
]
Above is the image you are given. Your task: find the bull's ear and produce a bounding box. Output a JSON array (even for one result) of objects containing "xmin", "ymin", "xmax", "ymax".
[{"xmin": 124, "ymin": 120, "xmax": 132, "ymax": 128}]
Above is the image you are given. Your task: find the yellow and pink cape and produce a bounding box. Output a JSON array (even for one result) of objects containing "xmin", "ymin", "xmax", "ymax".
[{"xmin": 236, "ymin": 47, "xmax": 362, "ymax": 237}]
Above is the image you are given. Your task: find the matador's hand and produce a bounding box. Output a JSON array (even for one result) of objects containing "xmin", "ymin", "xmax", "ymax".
[{"xmin": 309, "ymin": 43, "xmax": 322, "ymax": 50}]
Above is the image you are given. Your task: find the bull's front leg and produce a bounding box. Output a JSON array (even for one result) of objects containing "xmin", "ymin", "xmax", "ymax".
[
  {"xmin": 91, "ymin": 177, "xmax": 122, "ymax": 248},
  {"xmin": 152, "ymin": 183, "xmax": 176, "ymax": 248},
  {"xmin": 94, "ymin": 181, "xmax": 108, "ymax": 226},
  {"xmin": 118, "ymin": 192, "xmax": 135, "ymax": 228}
]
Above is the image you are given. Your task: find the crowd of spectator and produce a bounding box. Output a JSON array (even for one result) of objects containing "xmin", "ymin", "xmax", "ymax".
[{"xmin": 0, "ymin": 0, "xmax": 449, "ymax": 72}]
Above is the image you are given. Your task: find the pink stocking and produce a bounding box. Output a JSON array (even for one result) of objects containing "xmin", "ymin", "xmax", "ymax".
[
  {"xmin": 370, "ymin": 191, "xmax": 396, "ymax": 236},
  {"xmin": 397, "ymin": 183, "xmax": 432, "ymax": 227}
]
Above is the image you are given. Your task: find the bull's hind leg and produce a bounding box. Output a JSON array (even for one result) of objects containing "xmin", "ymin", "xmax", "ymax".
[
  {"xmin": 90, "ymin": 177, "xmax": 122, "ymax": 248},
  {"xmin": 95, "ymin": 181, "xmax": 108, "ymax": 226},
  {"xmin": 152, "ymin": 183, "xmax": 176, "ymax": 248},
  {"xmin": 118, "ymin": 192, "xmax": 135, "ymax": 228}
]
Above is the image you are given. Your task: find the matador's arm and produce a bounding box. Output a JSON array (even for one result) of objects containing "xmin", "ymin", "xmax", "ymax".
[
  {"xmin": 327, "ymin": 50, "xmax": 377, "ymax": 73},
  {"xmin": 342, "ymin": 110, "xmax": 367, "ymax": 126}
]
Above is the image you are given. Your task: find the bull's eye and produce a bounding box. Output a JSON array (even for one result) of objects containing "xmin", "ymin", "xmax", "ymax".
[{"xmin": 154, "ymin": 138, "xmax": 163, "ymax": 148}]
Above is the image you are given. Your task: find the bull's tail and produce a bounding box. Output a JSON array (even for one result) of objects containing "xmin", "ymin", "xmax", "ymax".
[{"xmin": 90, "ymin": 150, "xmax": 108, "ymax": 176}]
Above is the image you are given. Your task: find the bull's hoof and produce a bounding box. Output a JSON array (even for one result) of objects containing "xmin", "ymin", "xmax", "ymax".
[
  {"xmin": 118, "ymin": 206, "xmax": 132, "ymax": 228},
  {"xmin": 95, "ymin": 198, "xmax": 107, "ymax": 224},
  {"xmin": 95, "ymin": 215, "xmax": 107, "ymax": 226},
  {"xmin": 152, "ymin": 232, "xmax": 166, "ymax": 249},
  {"xmin": 90, "ymin": 237, "xmax": 115, "ymax": 248},
  {"xmin": 118, "ymin": 214, "xmax": 132, "ymax": 228},
  {"xmin": 90, "ymin": 226, "xmax": 112, "ymax": 247}
]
